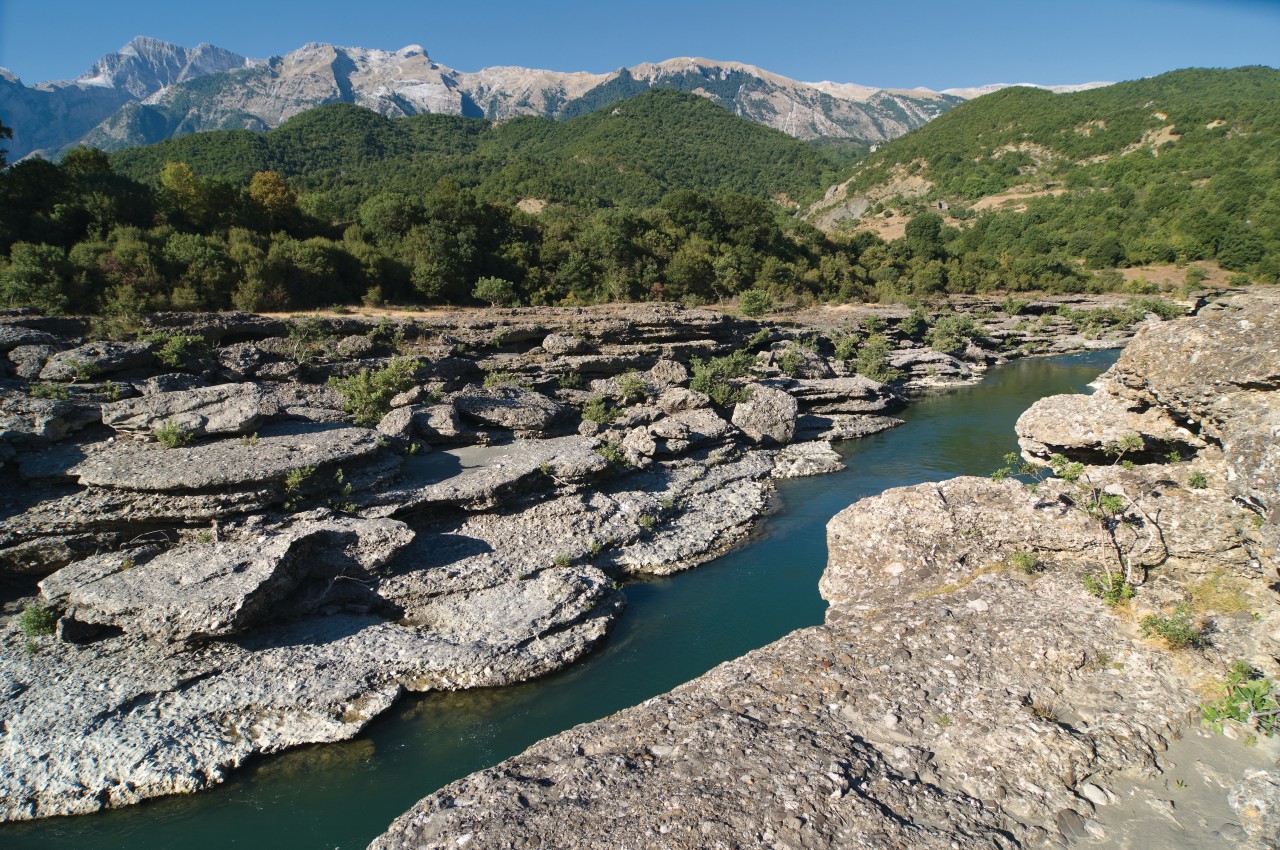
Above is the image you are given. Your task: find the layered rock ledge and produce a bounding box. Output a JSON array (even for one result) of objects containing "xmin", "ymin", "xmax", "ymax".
[
  {"xmin": 0, "ymin": 296, "xmax": 1172, "ymax": 821},
  {"xmin": 372, "ymin": 292, "xmax": 1280, "ymax": 849}
]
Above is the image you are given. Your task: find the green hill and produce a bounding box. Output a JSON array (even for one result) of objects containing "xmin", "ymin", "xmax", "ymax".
[
  {"xmin": 820, "ymin": 66, "xmax": 1280, "ymax": 292},
  {"xmin": 112, "ymin": 90, "xmax": 845, "ymax": 217}
]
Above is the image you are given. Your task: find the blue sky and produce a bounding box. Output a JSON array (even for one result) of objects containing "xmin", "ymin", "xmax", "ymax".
[{"xmin": 1, "ymin": 0, "xmax": 1276, "ymax": 90}]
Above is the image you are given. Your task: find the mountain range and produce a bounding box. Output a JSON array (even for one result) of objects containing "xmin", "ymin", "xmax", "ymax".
[{"xmin": 0, "ymin": 36, "xmax": 1111, "ymax": 161}]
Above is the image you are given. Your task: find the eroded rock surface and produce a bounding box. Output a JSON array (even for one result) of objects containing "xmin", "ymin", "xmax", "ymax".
[{"xmin": 372, "ymin": 291, "xmax": 1280, "ymax": 850}]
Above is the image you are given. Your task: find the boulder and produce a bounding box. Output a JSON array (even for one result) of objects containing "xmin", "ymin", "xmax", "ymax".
[
  {"xmin": 7, "ymin": 344, "xmax": 59, "ymax": 379},
  {"xmin": 101, "ymin": 383, "xmax": 281, "ymax": 438},
  {"xmin": 647, "ymin": 358, "xmax": 690, "ymax": 387},
  {"xmin": 53, "ymin": 516, "xmax": 414, "ymax": 643},
  {"xmin": 39, "ymin": 341, "xmax": 156, "ymax": 381},
  {"xmin": 656, "ymin": 386, "xmax": 709, "ymax": 413},
  {"xmin": 794, "ymin": 414, "xmax": 903, "ymax": 442},
  {"xmin": 783, "ymin": 376, "xmax": 897, "ymax": 414},
  {"xmin": 1016, "ymin": 392, "xmax": 1200, "ymax": 463},
  {"xmin": 731, "ymin": 383, "xmax": 797, "ymax": 445},
  {"xmin": 453, "ymin": 386, "xmax": 568, "ymax": 436},
  {"xmin": 541, "ymin": 333, "xmax": 590, "ymax": 355},
  {"xmin": 821, "ymin": 477, "xmax": 1100, "ymax": 611},
  {"xmin": 0, "ymin": 324, "xmax": 62, "ymax": 352},
  {"xmin": 0, "ymin": 391, "xmax": 100, "ymax": 447},
  {"xmin": 772, "ymin": 441, "xmax": 845, "ymax": 478}
]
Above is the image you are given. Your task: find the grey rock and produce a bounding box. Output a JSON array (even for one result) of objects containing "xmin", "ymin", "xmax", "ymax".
[
  {"xmin": 335, "ymin": 334, "xmax": 375, "ymax": 357},
  {"xmin": 647, "ymin": 358, "xmax": 690, "ymax": 387},
  {"xmin": 795, "ymin": 413, "xmax": 904, "ymax": 442},
  {"xmin": 541, "ymin": 333, "xmax": 590, "ymax": 355},
  {"xmin": 1229, "ymin": 770, "xmax": 1280, "ymax": 846},
  {"xmin": 0, "ymin": 324, "xmax": 62, "ymax": 352},
  {"xmin": 39, "ymin": 341, "xmax": 156, "ymax": 381},
  {"xmin": 8, "ymin": 344, "xmax": 60, "ymax": 378},
  {"xmin": 773, "ymin": 441, "xmax": 845, "ymax": 478},
  {"xmin": 454, "ymin": 386, "xmax": 569, "ymax": 436},
  {"xmin": 1017, "ymin": 392, "xmax": 1200, "ymax": 462},
  {"xmin": 135, "ymin": 372, "xmax": 206, "ymax": 395},
  {"xmin": 731, "ymin": 383, "xmax": 798, "ymax": 445},
  {"xmin": 69, "ymin": 421, "xmax": 383, "ymax": 492},
  {"xmin": 0, "ymin": 391, "xmax": 101, "ymax": 447},
  {"xmin": 53, "ymin": 516, "xmax": 414, "ymax": 642},
  {"xmin": 656, "ymin": 386, "xmax": 710, "ymax": 413},
  {"xmin": 784, "ymin": 375, "xmax": 897, "ymax": 414},
  {"xmin": 101, "ymin": 383, "xmax": 281, "ymax": 438}
]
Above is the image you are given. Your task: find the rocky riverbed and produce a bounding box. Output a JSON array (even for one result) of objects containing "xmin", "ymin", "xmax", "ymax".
[
  {"xmin": 370, "ymin": 291, "xmax": 1280, "ymax": 850},
  {"xmin": 0, "ymin": 295, "xmax": 1165, "ymax": 821}
]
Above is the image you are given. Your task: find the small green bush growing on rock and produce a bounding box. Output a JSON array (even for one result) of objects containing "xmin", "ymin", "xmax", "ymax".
[
  {"xmin": 776, "ymin": 345, "xmax": 806, "ymax": 377},
  {"xmin": 1083, "ymin": 571, "xmax": 1135, "ymax": 606},
  {"xmin": 690, "ymin": 351, "xmax": 754, "ymax": 407},
  {"xmin": 1140, "ymin": 608, "xmax": 1208, "ymax": 649},
  {"xmin": 28, "ymin": 382, "xmax": 70, "ymax": 400},
  {"xmin": 1188, "ymin": 470, "xmax": 1208, "ymax": 489},
  {"xmin": 287, "ymin": 317, "xmax": 335, "ymax": 363},
  {"xmin": 831, "ymin": 331, "xmax": 861, "ymax": 362},
  {"xmin": 595, "ymin": 441, "xmax": 628, "ymax": 468},
  {"xmin": 1007, "ymin": 552, "xmax": 1041, "ymax": 575},
  {"xmin": 1202, "ymin": 662, "xmax": 1280, "ymax": 737},
  {"xmin": 616, "ymin": 372, "xmax": 650, "ymax": 405},
  {"xmin": 328, "ymin": 357, "xmax": 418, "ymax": 426},
  {"xmin": 18, "ymin": 603, "xmax": 56, "ymax": 637},
  {"xmin": 283, "ymin": 465, "xmax": 315, "ymax": 511},
  {"xmin": 155, "ymin": 418, "xmax": 192, "ymax": 448},
  {"xmin": 144, "ymin": 331, "xmax": 209, "ymax": 369},
  {"xmin": 926, "ymin": 314, "xmax": 980, "ymax": 353},
  {"xmin": 897, "ymin": 308, "xmax": 930, "ymax": 340},
  {"xmin": 855, "ymin": 334, "xmax": 903, "ymax": 383},
  {"xmin": 582, "ymin": 396, "xmax": 618, "ymax": 424}
]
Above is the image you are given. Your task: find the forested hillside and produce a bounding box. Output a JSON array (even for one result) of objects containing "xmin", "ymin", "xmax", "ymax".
[
  {"xmin": 817, "ymin": 66, "xmax": 1280, "ymax": 295},
  {"xmin": 0, "ymin": 68, "xmax": 1276, "ymax": 321},
  {"xmin": 111, "ymin": 91, "xmax": 847, "ymax": 214}
]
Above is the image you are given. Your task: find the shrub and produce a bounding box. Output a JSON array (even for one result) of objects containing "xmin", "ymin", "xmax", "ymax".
[
  {"xmin": 595, "ymin": 441, "xmax": 628, "ymax": 467},
  {"xmin": 155, "ymin": 418, "xmax": 192, "ymax": 448},
  {"xmin": 855, "ymin": 334, "xmax": 903, "ymax": 383},
  {"xmin": 897, "ymin": 308, "xmax": 930, "ymax": 340},
  {"xmin": 18, "ymin": 602, "xmax": 57, "ymax": 637},
  {"xmin": 1188, "ymin": 470, "xmax": 1208, "ymax": 489},
  {"xmin": 144, "ymin": 331, "xmax": 208, "ymax": 369},
  {"xmin": 1083, "ymin": 571, "xmax": 1134, "ymax": 606},
  {"xmin": 328, "ymin": 357, "xmax": 418, "ymax": 426},
  {"xmin": 832, "ymin": 332, "xmax": 861, "ymax": 362},
  {"xmin": 283, "ymin": 465, "xmax": 315, "ymax": 511},
  {"xmin": 926, "ymin": 314, "xmax": 980, "ymax": 353},
  {"xmin": 739, "ymin": 289, "xmax": 772, "ymax": 318},
  {"xmin": 1007, "ymin": 552, "xmax": 1040, "ymax": 575},
  {"xmin": 582, "ymin": 396, "xmax": 618, "ymax": 424},
  {"xmin": 28, "ymin": 382, "xmax": 69, "ymax": 400},
  {"xmin": 1140, "ymin": 609, "xmax": 1207, "ymax": 649},
  {"xmin": 690, "ymin": 351, "xmax": 754, "ymax": 407},
  {"xmin": 1202, "ymin": 662, "xmax": 1280, "ymax": 736},
  {"xmin": 616, "ymin": 372, "xmax": 650, "ymax": 405},
  {"xmin": 776, "ymin": 345, "xmax": 806, "ymax": 376}
]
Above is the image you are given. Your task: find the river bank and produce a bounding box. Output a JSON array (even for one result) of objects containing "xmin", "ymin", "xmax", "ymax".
[{"xmin": 1, "ymin": 294, "xmax": 1171, "ymax": 823}]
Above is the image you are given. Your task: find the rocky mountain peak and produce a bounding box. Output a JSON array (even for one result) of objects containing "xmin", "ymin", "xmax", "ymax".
[{"xmin": 76, "ymin": 35, "xmax": 252, "ymax": 99}]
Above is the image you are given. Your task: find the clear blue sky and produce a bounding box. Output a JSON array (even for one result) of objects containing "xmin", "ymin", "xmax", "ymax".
[{"xmin": 1, "ymin": 0, "xmax": 1276, "ymax": 90}]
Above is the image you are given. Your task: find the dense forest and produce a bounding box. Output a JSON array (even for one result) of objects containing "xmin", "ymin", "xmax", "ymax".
[{"xmin": 0, "ymin": 68, "xmax": 1277, "ymax": 320}]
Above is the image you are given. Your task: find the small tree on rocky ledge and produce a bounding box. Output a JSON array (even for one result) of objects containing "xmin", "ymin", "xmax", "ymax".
[{"xmin": 993, "ymin": 433, "xmax": 1166, "ymax": 604}]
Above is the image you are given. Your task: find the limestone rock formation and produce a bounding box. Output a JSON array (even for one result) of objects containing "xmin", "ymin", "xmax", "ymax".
[{"xmin": 731, "ymin": 383, "xmax": 798, "ymax": 445}]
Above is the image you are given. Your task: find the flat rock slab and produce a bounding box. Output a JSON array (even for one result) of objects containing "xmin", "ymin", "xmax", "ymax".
[
  {"xmin": 372, "ymin": 436, "xmax": 608, "ymax": 513},
  {"xmin": 70, "ymin": 421, "xmax": 382, "ymax": 492},
  {"xmin": 794, "ymin": 413, "xmax": 903, "ymax": 442},
  {"xmin": 101, "ymin": 383, "xmax": 281, "ymax": 437},
  {"xmin": 773, "ymin": 440, "xmax": 845, "ymax": 478},
  {"xmin": 39, "ymin": 341, "xmax": 155, "ymax": 381},
  {"xmin": 0, "ymin": 324, "xmax": 62, "ymax": 352},
  {"xmin": 1017, "ymin": 392, "xmax": 1200, "ymax": 461},
  {"xmin": 0, "ymin": 392, "xmax": 101, "ymax": 447},
  {"xmin": 52, "ymin": 516, "xmax": 413, "ymax": 642},
  {"xmin": 453, "ymin": 386, "xmax": 568, "ymax": 435}
]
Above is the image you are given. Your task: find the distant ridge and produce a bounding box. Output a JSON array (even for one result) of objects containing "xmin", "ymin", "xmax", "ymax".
[{"xmin": 1, "ymin": 36, "xmax": 1107, "ymax": 160}]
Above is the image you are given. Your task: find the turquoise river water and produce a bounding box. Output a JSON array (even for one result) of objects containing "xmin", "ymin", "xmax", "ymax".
[{"xmin": 3, "ymin": 349, "xmax": 1118, "ymax": 850}]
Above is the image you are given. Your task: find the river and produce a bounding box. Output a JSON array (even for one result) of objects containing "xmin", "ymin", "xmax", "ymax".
[{"xmin": 2, "ymin": 349, "xmax": 1119, "ymax": 850}]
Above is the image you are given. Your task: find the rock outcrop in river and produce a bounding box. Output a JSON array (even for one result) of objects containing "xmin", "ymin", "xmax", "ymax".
[
  {"xmin": 370, "ymin": 291, "xmax": 1279, "ymax": 849},
  {"xmin": 0, "ymin": 296, "xmax": 1164, "ymax": 821}
]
